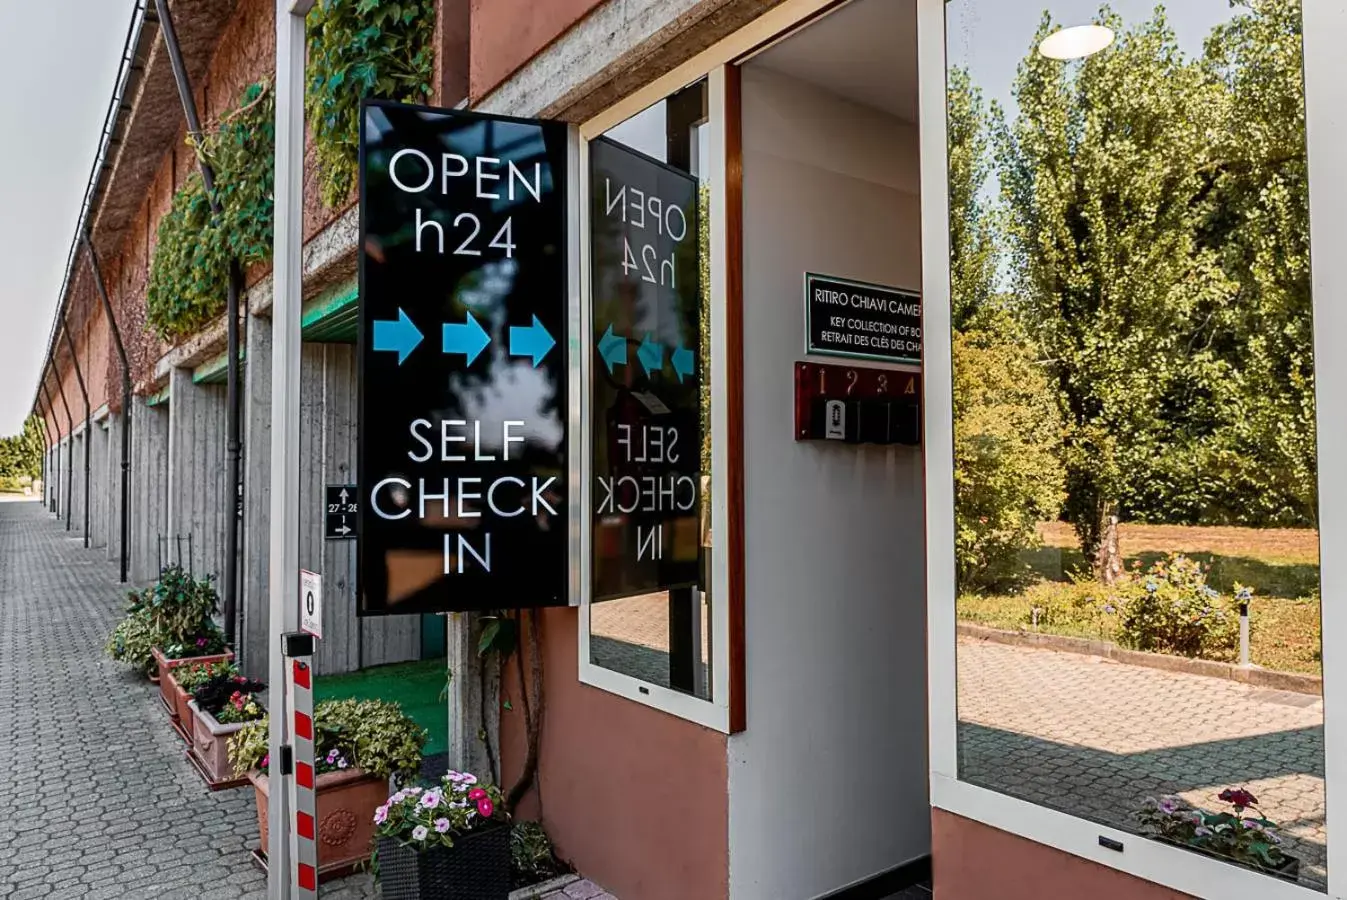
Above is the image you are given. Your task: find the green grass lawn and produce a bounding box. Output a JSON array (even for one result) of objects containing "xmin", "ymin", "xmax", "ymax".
[
  {"xmin": 316, "ymin": 658, "xmax": 449, "ymax": 756},
  {"xmin": 959, "ymin": 523, "xmax": 1323, "ymax": 676}
]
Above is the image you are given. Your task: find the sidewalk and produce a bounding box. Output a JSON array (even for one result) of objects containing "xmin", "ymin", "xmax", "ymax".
[
  {"xmin": 0, "ymin": 500, "xmax": 371, "ymax": 899},
  {"xmin": 0, "ymin": 500, "xmax": 620, "ymax": 900}
]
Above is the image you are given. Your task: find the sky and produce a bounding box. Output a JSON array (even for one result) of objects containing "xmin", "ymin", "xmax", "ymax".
[
  {"xmin": 0, "ymin": 0, "xmax": 137, "ymax": 438},
  {"xmin": 947, "ymin": 0, "xmax": 1244, "ymax": 119}
]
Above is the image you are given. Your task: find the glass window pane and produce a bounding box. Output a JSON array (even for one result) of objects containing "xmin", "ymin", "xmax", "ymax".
[
  {"xmin": 947, "ymin": 0, "xmax": 1324, "ymax": 888},
  {"xmin": 589, "ymin": 79, "xmax": 713, "ymax": 700}
]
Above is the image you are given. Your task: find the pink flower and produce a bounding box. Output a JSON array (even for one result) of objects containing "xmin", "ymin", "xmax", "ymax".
[
  {"xmin": 434, "ymin": 818, "xmax": 451, "ymax": 834},
  {"xmin": 467, "ymin": 788, "xmax": 487, "ymax": 802},
  {"xmin": 476, "ymin": 798, "xmax": 494, "ymax": 818},
  {"xmin": 420, "ymin": 790, "xmax": 442, "ymax": 810},
  {"xmin": 461, "ymin": 773, "xmax": 478, "ymax": 785},
  {"xmin": 374, "ymin": 805, "xmax": 388, "ymax": 825},
  {"xmin": 261, "ymin": 754, "xmax": 270, "ymax": 770}
]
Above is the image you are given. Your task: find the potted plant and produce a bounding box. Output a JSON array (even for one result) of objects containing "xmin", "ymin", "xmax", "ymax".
[
  {"xmin": 186, "ymin": 668, "xmax": 266, "ymax": 788},
  {"xmin": 168, "ymin": 659, "xmax": 236, "ymax": 743},
  {"xmin": 373, "ymin": 771, "xmax": 510, "ymax": 900},
  {"xmin": 106, "ymin": 595, "xmax": 169, "ymax": 681},
  {"xmin": 1136, "ymin": 788, "xmax": 1299, "ymax": 881},
  {"xmin": 229, "ymin": 698, "xmax": 426, "ymax": 878},
  {"xmin": 144, "ymin": 567, "xmax": 232, "ymax": 721}
]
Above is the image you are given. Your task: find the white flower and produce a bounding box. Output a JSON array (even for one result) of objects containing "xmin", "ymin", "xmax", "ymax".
[{"xmin": 412, "ymin": 825, "xmax": 429, "ymax": 841}]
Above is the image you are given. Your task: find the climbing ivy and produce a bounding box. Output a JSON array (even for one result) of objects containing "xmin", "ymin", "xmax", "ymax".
[
  {"xmin": 307, "ymin": 0, "xmax": 435, "ymax": 208},
  {"xmin": 145, "ymin": 81, "xmax": 275, "ymax": 342},
  {"xmin": 146, "ymin": 0, "xmax": 436, "ymax": 340}
]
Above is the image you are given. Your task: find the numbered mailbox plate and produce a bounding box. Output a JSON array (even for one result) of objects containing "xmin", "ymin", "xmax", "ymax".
[{"xmin": 793, "ymin": 361, "xmax": 921, "ymax": 440}]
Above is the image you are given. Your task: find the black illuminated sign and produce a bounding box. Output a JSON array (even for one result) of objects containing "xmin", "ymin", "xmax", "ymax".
[
  {"xmin": 358, "ymin": 100, "xmax": 569, "ymax": 615},
  {"xmin": 589, "ymin": 137, "xmax": 702, "ymax": 602},
  {"xmin": 804, "ymin": 273, "xmax": 922, "ymax": 365}
]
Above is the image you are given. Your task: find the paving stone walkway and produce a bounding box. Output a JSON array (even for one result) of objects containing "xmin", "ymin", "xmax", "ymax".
[
  {"xmin": 958, "ymin": 636, "xmax": 1326, "ymax": 889},
  {"xmin": 0, "ymin": 502, "xmax": 611, "ymax": 900}
]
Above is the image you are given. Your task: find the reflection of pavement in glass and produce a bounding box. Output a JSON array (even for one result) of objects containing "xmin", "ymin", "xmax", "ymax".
[
  {"xmin": 958, "ymin": 638, "xmax": 1326, "ymax": 889},
  {"xmin": 590, "ymin": 592, "xmax": 710, "ymax": 694}
]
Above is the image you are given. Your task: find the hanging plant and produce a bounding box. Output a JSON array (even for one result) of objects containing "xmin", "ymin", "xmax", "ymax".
[
  {"xmin": 145, "ymin": 81, "xmax": 275, "ymax": 342},
  {"xmin": 306, "ymin": 0, "xmax": 435, "ymax": 208}
]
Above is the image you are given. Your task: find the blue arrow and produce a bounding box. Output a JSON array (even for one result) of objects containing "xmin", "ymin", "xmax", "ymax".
[
  {"xmin": 372, "ymin": 308, "xmax": 424, "ymax": 365},
  {"xmin": 597, "ymin": 325, "xmax": 627, "ymax": 375},
  {"xmin": 509, "ymin": 315, "xmax": 556, "ymax": 368},
  {"xmin": 671, "ymin": 344, "xmax": 695, "ymax": 383},
  {"xmin": 441, "ymin": 312, "xmax": 491, "ymax": 366},
  {"xmin": 637, "ymin": 333, "xmax": 665, "ymax": 377}
]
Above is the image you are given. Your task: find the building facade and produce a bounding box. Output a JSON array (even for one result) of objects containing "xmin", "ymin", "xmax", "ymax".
[{"xmin": 32, "ymin": 1, "xmax": 1343, "ymax": 898}]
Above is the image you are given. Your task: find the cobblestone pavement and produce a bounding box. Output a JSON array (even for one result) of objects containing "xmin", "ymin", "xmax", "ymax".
[
  {"xmin": 958, "ymin": 636, "xmax": 1326, "ymax": 889},
  {"xmin": 0, "ymin": 502, "xmax": 612, "ymax": 900}
]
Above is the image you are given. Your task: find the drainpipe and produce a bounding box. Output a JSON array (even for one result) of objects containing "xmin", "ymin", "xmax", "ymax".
[
  {"xmin": 155, "ymin": 0, "xmax": 243, "ymax": 644},
  {"xmin": 39, "ymin": 378, "xmax": 60, "ymax": 515},
  {"xmin": 84, "ymin": 233, "xmax": 133, "ymax": 583},
  {"xmin": 60, "ymin": 320, "xmax": 92, "ymax": 548},
  {"xmin": 35, "ymin": 393, "xmax": 55, "ymax": 511},
  {"xmin": 49, "ymin": 359, "xmax": 75, "ymax": 530}
]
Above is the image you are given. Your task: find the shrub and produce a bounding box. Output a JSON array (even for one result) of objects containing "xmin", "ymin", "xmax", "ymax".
[
  {"xmin": 106, "ymin": 606, "xmax": 169, "ymax": 677},
  {"xmin": 229, "ymin": 698, "xmax": 426, "ymax": 781},
  {"xmin": 1116, "ymin": 555, "xmax": 1241, "ymax": 658},
  {"xmin": 510, "ymin": 820, "xmax": 567, "ymax": 889},
  {"xmin": 953, "ymin": 318, "xmax": 1065, "ymax": 591}
]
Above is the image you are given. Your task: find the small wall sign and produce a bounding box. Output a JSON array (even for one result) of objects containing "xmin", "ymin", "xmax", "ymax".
[
  {"xmin": 300, "ymin": 569, "xmax": 323, "ymax": 640},
  {"xmin": 804, "ymin": 273, "xmax": 922, "ymax": 365},
  {"xmin": 324, "ymin": 484, "xmax": 358, "ymax": 540}
]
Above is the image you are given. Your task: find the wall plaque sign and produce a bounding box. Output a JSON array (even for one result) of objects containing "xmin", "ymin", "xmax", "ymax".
[{"xmin": 804, "ymin": 273, "xmax": 922, "ymax": 365}]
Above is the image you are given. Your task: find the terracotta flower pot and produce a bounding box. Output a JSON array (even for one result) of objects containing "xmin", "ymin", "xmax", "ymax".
[
  {"xmin": 249, "ymin": 767, "xmax": 388, "ymax": 876},
  {"xmin": 189, "ymin": 700, "xmax": 252, "ymax": 785},
  {"xmin": 152, "ymin": 645, "xmax": 233, "ymax": 728}
]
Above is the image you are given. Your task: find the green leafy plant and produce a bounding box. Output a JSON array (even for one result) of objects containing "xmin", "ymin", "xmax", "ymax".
[
  {"xmin": 1136, "ymin": 789, "xmax": 1290, "ymax": 873},
  {"xmin": 191, "ymin": 668, "xmax": 266, "ymax": 724},
  {"xmin": 106, "ymin": 604, "xmax": 170, "ymax": 677},
  {"xmin": 306, "ymin": 0, "xmax": 435, "ymax": 208},
  {"xmin": 140, "ymin": 565, "xmax": 222, "ymax": 654},
  {"xmin": 146, "ymin": 81, "xmax": 275, "ymax": 341},
  {"xmin": 229, "ymin": 698, "xmax": 426, "ymax": 780},
  {"xmin": 510, "ymin": 820, "xmax": 567, "ymax": 889},
  {"xmin": 1116, "ymin": 555, "xmax": 1241, "ymax": 658}
]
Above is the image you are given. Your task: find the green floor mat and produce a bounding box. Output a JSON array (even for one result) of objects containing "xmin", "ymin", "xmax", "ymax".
[{"xmin": 315, "ymin": 659, "xmax": 449, "ymax": 757}]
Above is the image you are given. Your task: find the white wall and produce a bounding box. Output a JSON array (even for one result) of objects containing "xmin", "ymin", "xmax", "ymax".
[{"xmin": 727, "ymin": 65, "xmax": 930, "ymax": 899}]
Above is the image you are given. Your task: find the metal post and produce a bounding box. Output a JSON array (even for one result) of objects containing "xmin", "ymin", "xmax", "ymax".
[
  {"xmin": 283, "ymin": 634, "xmax": 318, "ymax": 898},
  {"xmin": 84, "ymin": 233, "xmax": 133, "ymax": 583},
  {"xmin": 155, "ymin": 0, "xmax": 244, "ymax": 644},
  {"xmin": 270, "ymin": 3, "xmax": 313, "ymax": 896},
  {"xmin": 1239, "ymin": 602, "xmax": 1251, "ymax": 668},
  {"xmin": 60, "ymin": 323, "xmax": 92, "ymax": 548}
]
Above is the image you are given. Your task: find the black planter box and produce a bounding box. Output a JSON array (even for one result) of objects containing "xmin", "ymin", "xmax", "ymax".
[{"xmin": 377, "ymin": 822, "xmax": 510, "ymax": 900}]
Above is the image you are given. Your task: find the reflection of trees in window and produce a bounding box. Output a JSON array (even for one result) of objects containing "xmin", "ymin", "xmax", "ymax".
[{"xmin": 959, "ymin": 1, "xmax": 1316, "ymax": 584}]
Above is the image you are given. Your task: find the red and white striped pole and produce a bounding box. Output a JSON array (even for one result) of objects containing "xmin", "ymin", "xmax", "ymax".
[{"xmin": 282, "ymin": 633, "xmax": 317, "ymax": 898}]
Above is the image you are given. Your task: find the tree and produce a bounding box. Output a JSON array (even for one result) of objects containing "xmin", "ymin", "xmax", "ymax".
[
  {"xmin": 1199, "ymin": 0, "xmax": 1315, "ymax": 525},
  {"xmin": 954, "ymin": 312, "xmax": 1065, "ymax": 592},
  {"xmin": 948, "ymin": 67, "xmax": 999, "ymax": 331},
  {"xmin": 997, "ymin": 8, "xmax": 1232, "ymax": 581},
  {"xmin": 0, "ymin": 416, "xmax": 45, "ymax": 483}
]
